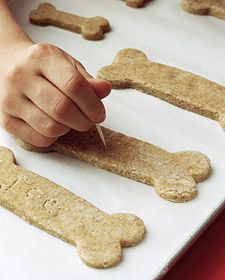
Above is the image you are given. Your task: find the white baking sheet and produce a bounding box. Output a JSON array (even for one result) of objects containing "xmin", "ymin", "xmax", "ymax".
[{"xmin": 1, "ymin": 0, "xmax": 225, "ymax": 279}]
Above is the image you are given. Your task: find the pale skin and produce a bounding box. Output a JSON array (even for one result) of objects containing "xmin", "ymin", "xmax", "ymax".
[{"xmin": 0, "ymin": 0, "xmax": 111, "ymax": 147}]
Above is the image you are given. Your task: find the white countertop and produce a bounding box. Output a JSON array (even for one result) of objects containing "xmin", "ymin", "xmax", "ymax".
[{"xmin": 1, "ymin": 0, "xmax": 225, "ymax": 279}]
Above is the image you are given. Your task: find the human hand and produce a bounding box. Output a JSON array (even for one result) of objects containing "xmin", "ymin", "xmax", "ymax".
[{"xmin": 0, "ymin": 42, "xmax": 111, "ymax": 147}]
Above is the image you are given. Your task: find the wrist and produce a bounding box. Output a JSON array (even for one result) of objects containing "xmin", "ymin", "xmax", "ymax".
[
  {"xmin": 0, "ymin": 40, "xmax": 33, "ymax": 72},
  {"xmin": 0, "ymin": 0, "xmax": 33, "ymax": 55}
]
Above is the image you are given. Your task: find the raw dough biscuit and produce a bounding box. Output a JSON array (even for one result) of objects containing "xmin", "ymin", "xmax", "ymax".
[
  {"xmin": 18, "ymin": 127, "xmax": 211, "ymax": 203},
  {"xmin": 97, "ymin": 48, "xmax": 225, "ymax": 131},
  {"xmin": 182, "ymin": 0, "xmax": 225, "ymax": 20},
  {"xmin": 29, "ymin": 3, "xmax": 110, "ymax": 40},
  {"xmin": 0, "ymin": 146, "xmax": 145, "ymax": 268},
  {"xmin": 124, "ymin": 0, "xmax": 150, "ymax": 8}
]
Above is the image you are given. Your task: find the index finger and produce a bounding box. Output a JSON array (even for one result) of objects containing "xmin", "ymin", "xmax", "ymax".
[{"xmin": 37, "ymin": 45, "xmax": 106, "ymax": 124}]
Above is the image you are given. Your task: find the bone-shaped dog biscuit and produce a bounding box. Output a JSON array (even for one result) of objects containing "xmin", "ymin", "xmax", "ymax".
[
  {"xmin": 0, "ymin": 146, "xmax": 145, "ymax": 268},
  {"xmin": 97, "ymin": 48, "xmax": 225, "ymax": 131},
  {"xmin": 29, "ymin": 3, "xmax": 110, "ymax": 40},
  {"xmin": 124, "ymin": 0, "xmax": 150, "ymax": 8},
  {"xmin": 18, "ymin": 127, "xmax": 211, "ymax": 203},
  {"xmin": 182, "ymin": 0, "xmax": 225, "ymax": 20}
]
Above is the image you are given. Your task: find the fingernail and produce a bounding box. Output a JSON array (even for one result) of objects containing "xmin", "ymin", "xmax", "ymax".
[{"xmin": 96, "ymin": 107, "xmax": 106, "ymax": 124}]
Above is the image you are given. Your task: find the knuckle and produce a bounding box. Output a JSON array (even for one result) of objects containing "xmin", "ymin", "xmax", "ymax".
[
  {"xmin": 37, "ymin": 86, "xmax": 49, "ymax": 100},
  {"xmin": 51, "ymin": 97, "xmax": 70, "ymax": 120},
  {"xmin": 0, "ymin": 91, "xmax": 13, "ymax": 110},
  {"xmin": 0, "ymin": 114, "xmax": 14, "ymax": 132},
  {"xmin": 64, "ymin": 72, "xmax": 84, "ymax": 94},
  {"xmin": 5, "ymin": 65, "xmax": 25, "ymax": 84},
  {"xmin": 31, "ymin": 43, "xmax": 56, "ymax": 59},
  {"xmin": 33, "ymin": 135, "xmax": 56, "ymax": 148},
  {"xmin": 42, "ymin": 119, "xmax": 66, "ymax": 138}
]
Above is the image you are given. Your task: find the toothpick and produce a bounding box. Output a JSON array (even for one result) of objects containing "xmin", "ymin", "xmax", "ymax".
[{"xmin": 96, "ymin": 124, "xmax": 107, "ymax": 149}]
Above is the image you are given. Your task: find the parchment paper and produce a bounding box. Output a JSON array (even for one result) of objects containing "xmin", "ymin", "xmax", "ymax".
[{"xmin": 0, "ymin": 0, "xmax": 225, "ymax": 279}]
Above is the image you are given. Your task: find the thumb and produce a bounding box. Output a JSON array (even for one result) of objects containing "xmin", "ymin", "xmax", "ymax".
[
  {"xmin": 64, "ymin": 53, "xmax": 112, "ymax": 99},
  {"xmin": 88, "ymin": 79, "xmax": 112, "ymax": 99},
  {"xmin": 74, "ymin": 60, "xmax": 112, "ymax": 99}
]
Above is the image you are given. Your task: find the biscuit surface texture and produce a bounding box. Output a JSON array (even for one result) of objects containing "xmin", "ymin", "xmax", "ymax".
[
  {"xmin": 182, "ymin": 0, "xmax": 225, "ymax": 20},
  {"xmin": 18, "ymin": 127, "xmax": 211, "ymax": 202},
  {"xmin": 124, "ymin": 0, "xmax": 150, "ymax": 8},
  {"xmin": 29, "ymin": 3, "xmax": 110, "ymax": 40},
  {"xmin": 0, "ymin": 146, "xmax": 146, "ymax": 268},
  {"xmin": 97, "ymin": 48, "xmax": 225, "ymax": 130}
]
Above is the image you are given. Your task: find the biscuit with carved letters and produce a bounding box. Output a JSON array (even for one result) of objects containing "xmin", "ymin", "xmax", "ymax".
[
  {"xmin": 0, "ymin": 146, "xmax": 146, "ymax": 268},
  {"xmin": 97, "ymin": 48, "xmax": 225, "ymax": 131},
  {"xmin": 29, "ymin": 3, "xmax": 110, "ymax": 40},
  {"xmin": 18, "ymin": 127, "xmax": 211, "ymax": 203},
  {"xmin": 182, "ymin": 0, "xmax": 225, "ymax": 20}
]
